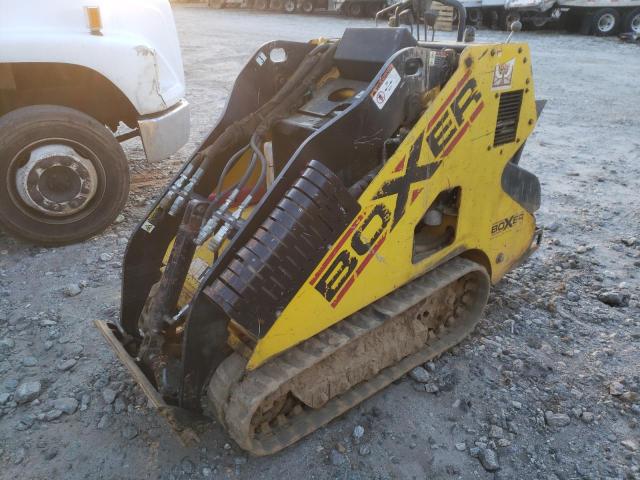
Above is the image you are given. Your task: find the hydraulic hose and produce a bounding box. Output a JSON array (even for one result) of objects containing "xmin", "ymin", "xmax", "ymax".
[
  {"xmin": 248, "ymin": 134, "xmax": 268, "ymax": 200},
  {"xmin": 164, "ymin": 43, "xmax": 334, "ymax": 218},
  {"xmin": 172, "ymin": 42, "xmax": 339, "ymax": 240},
  {"xmin": 254, "ymin": 43, "xmax": 338, "ymax": 139},
  {"xmin": 197, "ymin": 152, "xmax": 260, "ymax": 244},
  {"xmin": 196, "ymin": 43, "xmax": 334, "ymax": 177},
  {"xmin": 214, "ymin": 145, "xmax": 251, "ymax": 197},
  {"xmin": 201, "ymin": 146, "xmax": 257, "ymax": 229},
  {"xmin": 201, "ymin": 132, "xmax": 267, "ymax": 235},
  {"xmin": 203, "ymin": 144, "xmax": 266, "ymax": 251}
]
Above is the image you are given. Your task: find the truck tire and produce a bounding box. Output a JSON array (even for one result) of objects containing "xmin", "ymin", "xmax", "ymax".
[
  {"xmin": 300, "ymin": 0, "xmax": 314, "ymax": 13},
  {"xmin": 487, "ymin": 9, "xmax": 505, "ymax": 30},
  {"xmin": 504, "ymin": 11, "xmax": 521, "ymax": 30},
  {"xmin": 467, "ymin": 8, "xmax": 483, "ymax": 26},
  {"xmin": 0, "ymin": 105, "xmax": 129, "ymax": 245},
  {"xmin": 255, "ymin": 0, "xmax": 268, "ymax": 9},
  {"xmin": 623, "ymin": 8, "xmax": 640, "ymax": 34},
  {"xmin": 283, "ymin": 0, "xmax": 296, "ymax": 12},
  {"xmin": 346, "ymin": 2, "xmax": 364, "ymax": 17},
  {"xmin": 482, "ymin": 11, "xmax": 492, "ymax": 28},
  {"xmin": 591, "ymin": 8, "xmax": 620, "ymax": 35}
]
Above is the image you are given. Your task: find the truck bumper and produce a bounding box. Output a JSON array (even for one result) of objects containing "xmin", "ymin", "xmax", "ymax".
[{"xmin": 138, "ymin": 99, "xmax": 190, "ymax": 162}]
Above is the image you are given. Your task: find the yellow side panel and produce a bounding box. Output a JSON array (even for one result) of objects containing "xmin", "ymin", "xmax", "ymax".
[{"xmin": 248, "ymin": 43, "xmax": 539, "ymax": 369}]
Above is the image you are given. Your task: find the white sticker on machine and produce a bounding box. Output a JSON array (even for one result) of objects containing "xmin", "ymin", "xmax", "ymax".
[
  {"xmin": 371, "ymin": 64, "xmax": 401, "ymax": 110},
  {"xmin": 141, "ymin": 220, "xmax": 155, "ymax": 233},
  {"xmin": 428, "ymin": 51, "xmax": 437, "ymax": 66},
  {"xmin": 492, "ymin": 58, "xmax": 515, "ymax": 90},
  {"xmin": 190, "ymin": 257, "xmax": 210, "ymax": 281}
]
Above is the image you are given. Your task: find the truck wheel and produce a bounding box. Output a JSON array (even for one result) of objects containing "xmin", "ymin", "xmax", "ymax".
[
  {"xmin": 0, "ymin": 105, "xmax": 129, "ymax": 245},
  {"xmin": 487, "ymin": 10, "xmax": 503, "ymax": 30},
  {"xmin": 347, "ymin": 2, "xmax": 364, "ymax": 17},
  {"xmin": 591, "ymin": 8, "xmax": 620, "ymax": 35},
  {"xmin": 504, "ymin": 11, "xmax": 521, "ymax": 30},
  {"xmin": 283, "ymin": 0, "xmax": 296, "ymax": 12},
  {"xmin": 529, "ymin": 16, "xmax": 548, "ymax": 29},
  {"xmin": 467, "ymin": 8, "xmax": 483, "ymax": 26},
  {"xmin": 254, "ymin": 0, "xmax": 268, "ymax": 9},
  {"xmin": 482, "ymin": 10, "xmax": 493, "ymax": 28},
  {"xmin": 300, "ymin": 0, "xmax": 314, "ymax": 13},
  {"xmin": 623, "ymin": 8, "xmax": 640, "ymax": 34}
]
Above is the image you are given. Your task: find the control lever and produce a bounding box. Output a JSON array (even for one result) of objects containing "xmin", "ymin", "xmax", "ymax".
[{"xmin": 505, "ymin": 20, "xmax": 522, "ymax": 43}]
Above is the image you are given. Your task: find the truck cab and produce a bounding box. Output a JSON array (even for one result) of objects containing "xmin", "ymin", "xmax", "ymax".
[{"xmin": 0, "ymin": 0, "xmax": 190, "ymax": 244}]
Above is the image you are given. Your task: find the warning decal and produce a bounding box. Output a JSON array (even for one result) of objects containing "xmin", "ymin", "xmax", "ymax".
[
  {"xmin": 371, "ymin": 64, "xmax": 401, "ymax": 110},
  {"xmin": 492, "ymin": 58, "xmax": 515, "ymax": 91}
]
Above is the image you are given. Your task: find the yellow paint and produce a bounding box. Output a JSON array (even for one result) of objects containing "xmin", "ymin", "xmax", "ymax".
[
  {"xmin": 164, "ymin": 206, "xmax": 255, "ymax": 306},
  {"xmin": 247, "ymin": 43, "xmax": 539, "ymax": 369}
]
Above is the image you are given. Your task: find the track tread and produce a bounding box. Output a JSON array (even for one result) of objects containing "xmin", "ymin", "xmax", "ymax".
[{"xmin": 208, "ymin": 257, "xmax": 489, "ymax": 455}]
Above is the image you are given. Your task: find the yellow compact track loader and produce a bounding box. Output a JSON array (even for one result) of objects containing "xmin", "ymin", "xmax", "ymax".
[{"xmin": 97, "ymin": 0, "xmax": 543, "ymax": 455}]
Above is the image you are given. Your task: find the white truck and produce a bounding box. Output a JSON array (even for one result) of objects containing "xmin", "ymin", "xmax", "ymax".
[
  {"xmin": 0, "ymin": 0, "xmax": 190, "ymax": 244},
  {"xmin": 504, "ymin": 0, "xmax": 640, "ymax": 34},
  {"xmin": 459, "ymin": 0, "xmax": 639, "ymax": 33}
]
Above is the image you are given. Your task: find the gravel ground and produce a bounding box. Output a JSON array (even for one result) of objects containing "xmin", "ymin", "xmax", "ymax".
[{"xmin": 1, "ymin": 5, "xmax": 639, "ymax": 479}]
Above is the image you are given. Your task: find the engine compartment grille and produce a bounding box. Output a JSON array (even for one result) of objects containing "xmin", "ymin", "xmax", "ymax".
[{"xmin": 493, "ymin": 90, "xmax": 524, "ymax": 147}]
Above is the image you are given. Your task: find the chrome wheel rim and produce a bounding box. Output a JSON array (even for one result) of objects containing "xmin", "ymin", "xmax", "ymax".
[
  {"xmin": 598, "ymin": 13, "xmax": 615, "ymax": 32},
  {"xmin": 7, "ymin": 138, "xmax": 105, "ymax": 223},
  {"xmin": 631, "ymin": 13, "xmax": 640, "ymax": 33}
]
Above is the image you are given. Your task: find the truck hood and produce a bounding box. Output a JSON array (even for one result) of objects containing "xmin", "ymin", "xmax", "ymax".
[{"xmin": 0, "ymin": 0, "xmax": 186, "ymax": 115}]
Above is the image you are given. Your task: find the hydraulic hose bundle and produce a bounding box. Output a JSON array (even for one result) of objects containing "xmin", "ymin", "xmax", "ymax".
[
  {"xmin": 158, "ymin": 42, "xmax": 337, "ymax": 224},
  {"xmin": 189, "ymin": 42, "xmax": 337, "ymax": 252},
  {"xmin": 137, "ymin": 42, "xmax": 339, "ymax": 393}
]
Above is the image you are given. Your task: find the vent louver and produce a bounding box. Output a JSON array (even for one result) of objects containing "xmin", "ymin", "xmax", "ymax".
[{"xmin": 493, "ymin": 90, "xmax": 523, "ymax": 147}]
